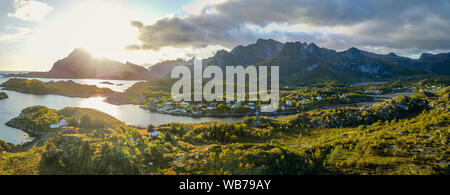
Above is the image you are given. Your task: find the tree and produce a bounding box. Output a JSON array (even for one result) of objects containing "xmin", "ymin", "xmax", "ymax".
[
  {"xmin": 217, "ymin": 104, "xmax": 231, "ymax": 112},
  {"xmin": 147, "ymin": 124, "xmax": 155, "ymax": 132},
  {"xmin": 80, "ymin": 115, "xmax": 92, "ymax": 128}
]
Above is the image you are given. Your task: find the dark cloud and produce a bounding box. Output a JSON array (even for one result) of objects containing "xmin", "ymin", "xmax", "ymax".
[{"xmin": 129, "ymin": 0, "xmax": 450, "ymax": 54}]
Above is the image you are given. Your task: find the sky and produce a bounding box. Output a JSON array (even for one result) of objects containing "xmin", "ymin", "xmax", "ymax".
[{"xmin": 0, "ymin": 0, "xmax": 449, "ymax": 71}]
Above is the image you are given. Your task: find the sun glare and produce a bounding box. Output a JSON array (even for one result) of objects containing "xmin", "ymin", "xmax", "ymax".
[{"xmin": 31, "ymin": 2, "xmax": 140, "ymax": 61}]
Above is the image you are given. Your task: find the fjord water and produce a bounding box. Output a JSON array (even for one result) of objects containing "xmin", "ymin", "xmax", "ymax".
[{"xmin": 0, "ymin": 76, "xmax": 243, "ymax": 145}]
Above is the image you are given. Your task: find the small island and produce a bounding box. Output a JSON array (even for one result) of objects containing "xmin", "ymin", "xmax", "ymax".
[
  {"xmin": 6, "ymin": 106, "xmax": 121, "ymax": 139},
  {"xmin": 100, "ymin": 81, "xmax": 114, "ymax": 85},
  {"xmin": 0, "ymin": 78, "xmax": 118, "ymax": 98},
  {"xmin": 0, "ymin": 92, "xmax": 8, "ymax": 100}
]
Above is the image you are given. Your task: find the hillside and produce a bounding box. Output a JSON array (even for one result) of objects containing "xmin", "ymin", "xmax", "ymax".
[{"xmin": 0, "ymin": 84, "xmax": 448, "ymax": 175}]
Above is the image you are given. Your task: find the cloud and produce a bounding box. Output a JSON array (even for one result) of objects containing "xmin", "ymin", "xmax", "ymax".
[
  {"xmin": 182, "ymin": 0, "xmax": 228, "ymax": 15},
  {"xmin": 0, "ymin": 25, "xmax": 32, "ymax": 43},
  {"xmin": 129, "ymin": 0, "xmax": 450, "ymax": 55},
  {"xmin": 8, "ymin": 0, "xmax": 54, "ymax": 22}
]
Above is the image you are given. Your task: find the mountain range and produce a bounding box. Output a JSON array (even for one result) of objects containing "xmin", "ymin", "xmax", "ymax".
[
  {"xmin": 152, "ymin": 39, "xmax": 449, "ymax": 85},
  {"xmin": 12, "ymin": 39, "xmax": 450, "ymax": 83}
]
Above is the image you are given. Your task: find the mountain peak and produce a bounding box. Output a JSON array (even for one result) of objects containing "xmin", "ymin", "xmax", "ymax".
[
  {"xmin": 419, "ymin": 53, "xmax": 434, "ymax": 60},
  {"xmin": 308, "ymin": 42, "xmax": 319, "ymax": 48},
  {"xmin": 48, "ymin": 48, "xmax": 152, "ymax": 80},
  {"xmin": 255, "ymin": 38, "xmax": 281, "ymax": 45},
  {"xmin": 306, "ymin": 42, "xmax": 321, "ymax": 53},
  {"xmin": 68, "ymin": 48, "xmax": 92, "ymax": 58},
  {"xmin": 387, "ymin": 52, "xmax": 398, "ymax": 57},
  {"xmin": 341, "ymin": 47, "xmax": 363, "ymax": 59}
]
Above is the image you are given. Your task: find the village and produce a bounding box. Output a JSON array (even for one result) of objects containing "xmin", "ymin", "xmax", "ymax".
[{"xmin": 137, "ymin": 87, "xmax": 377, "ymax": 117}]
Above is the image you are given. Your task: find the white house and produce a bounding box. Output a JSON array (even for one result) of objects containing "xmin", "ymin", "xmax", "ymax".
[
  {"xmin": 50, "ymin": 119, "xmax": 68, "ymax": 129},
  {"xmin": 316, "ymin": 96, "xmax": 323, "ymax": 101},
  {"xmin": 50, "ymin": 124, "xmax": 59, "ymax": 129},
  {"xmin": 60, "ymin": 119, "xmax": 67, "ymax": 127}
]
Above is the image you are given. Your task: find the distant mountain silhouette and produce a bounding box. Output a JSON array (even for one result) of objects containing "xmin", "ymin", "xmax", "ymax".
[
  {"xmin": 202, "ymin": 39, "xmax": 448, "ymax": 84},
  {"xmin": 147, "ymin": 39, "xmax": 450, "ymax": 84},
  {"xmin": 206, "ymin": 39, "xmax": 284, "ymax": 67},
  {"xmin": 147, "ymin": 59, "xmax": 187, "ymax": 78},
  {"xmin": 13, "ymin": 40, "xmax": 450, "ymax": 83},
  {"xmin": 46, "ymin": 48, "xmax": 153, "ymax": 80}
]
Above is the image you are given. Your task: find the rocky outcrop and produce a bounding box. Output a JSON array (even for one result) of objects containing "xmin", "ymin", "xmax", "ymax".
[{"xmin": 0, "ymin": 92, "xmax": 8, "ymax": 100}]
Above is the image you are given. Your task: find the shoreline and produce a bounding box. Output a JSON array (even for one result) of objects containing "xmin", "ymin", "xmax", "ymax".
[{"xmin": 6, "ymin": 73, "xmax": 148, "ymax": 81}]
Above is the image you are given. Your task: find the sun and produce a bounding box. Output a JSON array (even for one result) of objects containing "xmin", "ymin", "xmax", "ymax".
[{"xmin": 31, "ymin": 1, "xmax": 141, "ymax": 61}]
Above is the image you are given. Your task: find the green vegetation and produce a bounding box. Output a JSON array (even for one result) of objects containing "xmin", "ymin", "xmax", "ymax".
[
  {"xmin": 0, "ymin": 92, "xmax": 8, "ymax": 100},
  {"xmin": 5, "ymin": 106, "xmax": 121, "ymax": 138},
  {"xmin": 0, "ymin": 84, "xmax": 448, "ymax": 175},
  {"xmin": 1, "ymin": 78, "xmax": 117, "ymax": 98},
  {"xmin": 106, "ymin": 79, "xmax": 374, "ymax": 117}
]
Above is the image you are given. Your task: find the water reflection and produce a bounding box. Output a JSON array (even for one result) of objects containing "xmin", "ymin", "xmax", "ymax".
[{"xmin": 0, "ymin": 77, "xmax": 244, "ymax": 144}]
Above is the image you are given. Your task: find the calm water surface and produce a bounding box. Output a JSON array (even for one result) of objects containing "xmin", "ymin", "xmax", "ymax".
[{"xmin": 0, "ymin": 76, "xmax": 243, "ymax": 145}]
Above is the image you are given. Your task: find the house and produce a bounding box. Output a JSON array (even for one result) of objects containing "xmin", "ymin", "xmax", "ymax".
[
  {"xmin": 316, "ymin": 96, "xmax": 323, "ymax": 101},
  {"xmin": 50, "ymin": 119, "xmax": 68, "ymax": 129},
  {"xmin": 50, "ymin": 124, "xmax": 60, "ymax": 129},
  {"xmin": 60, "ymin": 119, "xmax": 67, "ymax": 128}
]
